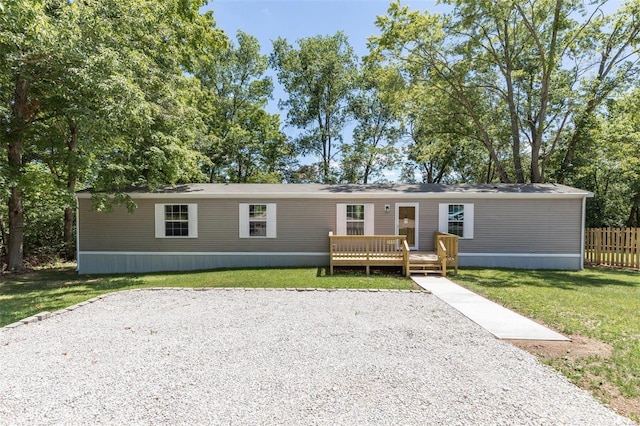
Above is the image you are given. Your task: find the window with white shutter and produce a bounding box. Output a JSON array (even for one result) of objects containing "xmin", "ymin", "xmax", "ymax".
[
  {"xmin": 154, "ymin": 204, "xmax": 198, "ymax": 238},
  {"xmin": 336, "ymin": 203, "xmax": 375, "ymax": 235},
  {"xmin": 239, "ymin": 203, "xmax": 277, "ymax": 238}
]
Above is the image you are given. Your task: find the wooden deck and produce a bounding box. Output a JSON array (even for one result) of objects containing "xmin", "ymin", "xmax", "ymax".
[
  {"xmin": 329, "ymin": 232, "xmax": 459, "ymax": 276},
  {"xmin": 328, "ymin": 233, "xmax": 409, "ymax": 275}
]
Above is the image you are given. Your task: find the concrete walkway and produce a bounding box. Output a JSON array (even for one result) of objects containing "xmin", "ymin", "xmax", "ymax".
[{"xmin": 412, "ymin": 276, "xmax": 569, "ymax": 341}]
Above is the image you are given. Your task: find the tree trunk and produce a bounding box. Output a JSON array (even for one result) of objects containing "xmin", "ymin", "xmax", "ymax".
[
  {"xmin": 556, "ymin": 111, "xmax": 593, "ymax": 184},
  {"xmin": 7, "ymin": 187, "xmax": 24, "ymax": 272},
  {"xmin": 0, "ymin": 214, "xmax": 7, "ymax": 249},
  {"xmin": 6, "ymin": 75, "xmax": 30, "ymax": 273},
  {"xmin": 501, "ymin": 21, "xmax": 525, "ymax": 183},
  {"xmin": 485, "ymin": 155, "xmax": 493, "ymax": 183},
  {"xmin": 63, "ymin": 119, "xmax": 79, "ymax": 260},
  {"xmin": 626, "ymin": 193, "xmax": 640, "ymax": 227},
  {"xmin": 0, "ymin": 214, "xmax": 7, "ymax": 268}
]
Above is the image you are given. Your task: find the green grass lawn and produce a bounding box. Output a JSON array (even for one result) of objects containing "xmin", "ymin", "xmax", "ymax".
[
  {"xmin": 0, "ymin": 265, "xmax": 413, "ymax": 327},
  {"xmin": 453, "ymin": 267, "xmax": 640, "ymax": 421}
]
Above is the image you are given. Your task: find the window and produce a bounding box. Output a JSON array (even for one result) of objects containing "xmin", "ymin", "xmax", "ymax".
[
  {"xmin": 346, "ymin": 204, "xmax": 365, "ymax": 235},
  {"xmin": 239, "ymin": 203, "xmax": 276, "ymax": 238},
  {"xmin": 165, "ymin": 204, "xmax": 189, "ymax": 236},
  {"xmin": 447, "ymin": 204, "xmax": 464, "ymax": 236},
  {"xmin": 336, "ymin": 203, "xmax": 374, "ymax": 235},
  {"xmin": 438, "ymin": 203, "xmax": 474, "ymax": 239},
  {"xmin": 155, "ymin": 204, "xmax": 198, "ymax": 238},
  {"xmin": 249, "ymin": 204, "xmax": 267, "ymax": 237}
]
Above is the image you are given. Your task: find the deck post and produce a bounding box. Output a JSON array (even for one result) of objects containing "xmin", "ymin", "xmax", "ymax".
[
  {"xmin": 366, "ymin": 238, "xmax": 370, "ymax": 275},
  {"xmin": 328, "ymin": 231, "xmax": 334, "ymax": 275},
  {"xmin": 402, "ymin": 240, "xmax": 410, "ymax": 277}
]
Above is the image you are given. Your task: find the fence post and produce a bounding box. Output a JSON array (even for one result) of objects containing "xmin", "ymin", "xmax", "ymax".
[
  {"xmin": 595, "ymin": 228, "xmax": 601, "ymax": 266},
  {"xmin": 636, "ymin": 228, "xmax": 639, "ymax": 270},
  {"xmin": 628, "ymin": 228, "xmax": 631, "ymax": 269}
]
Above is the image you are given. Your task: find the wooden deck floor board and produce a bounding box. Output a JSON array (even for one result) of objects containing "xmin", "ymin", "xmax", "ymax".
[{"xmin": 410, "ymin": 251, "xmax": 439, "ymax": 263}]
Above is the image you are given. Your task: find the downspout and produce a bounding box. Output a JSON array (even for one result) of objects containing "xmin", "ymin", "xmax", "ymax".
[{"xmin": 76, "ymin": 197, "xmax": 80, "ymax": 273}]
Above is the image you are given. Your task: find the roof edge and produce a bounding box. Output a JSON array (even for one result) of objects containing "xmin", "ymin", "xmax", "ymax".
[{"xmin": 76, "ymin": 187, "xmax": 592, "ymax": 200}]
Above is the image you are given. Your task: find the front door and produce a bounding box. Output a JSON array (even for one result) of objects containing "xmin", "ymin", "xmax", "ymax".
[{"xmin": 396, "ymin": 203, "xmax": 419, "ymax": 250}]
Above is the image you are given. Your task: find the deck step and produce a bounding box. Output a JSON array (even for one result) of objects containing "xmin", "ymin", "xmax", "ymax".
[
  {"xmin": 409, "ymin": 263, "xmax": 443, "ymax": 270},
  {"xmin": 409, "ymin": 269, "xmax": 445, "ymax": 276},
  {"xmin": 408, "ymin": 262, "xmax": 442, "ymax": 268},
  {"xmin": 410, "ymin": 264, "xmax": 441, "ymax": 269}
]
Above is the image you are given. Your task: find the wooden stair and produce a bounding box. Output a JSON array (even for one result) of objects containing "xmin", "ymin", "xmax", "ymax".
[
  {"xmin": 408, "ymin": 251, "xmax": 446, "ymax": 276},
  {"xmin": 406, "ymin": 233, "xmax": 459, "ymax": 277}
]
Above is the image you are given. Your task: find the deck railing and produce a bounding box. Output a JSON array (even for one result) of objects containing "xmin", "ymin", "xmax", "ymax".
[
  {"xmin": 436, "ymin": 239, "xmax": 447, "ymax": 276},
  {"xmin": 434, "ymin": 232, "xmax": 459, "ymax": 273},
  {"xmin": 328, "ymin": 232, "xmax": 409, "ymax": 275}
]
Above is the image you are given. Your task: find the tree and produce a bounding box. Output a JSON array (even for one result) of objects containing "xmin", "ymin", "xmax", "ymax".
[
  {"xmin": 0, "ymin": 0, "xmax": 222, "ymax": 271},
  {"xmin": 370, "ymin": 0, "xmax": 640, "ymax": 184},
  {"xmin": 196, "ymin": 31, "xmax": 293, "ymax": 183},
  {"xmin": 342, "ymin": 65, "xmax": 403, "ymax": 183},
  {"xmin": 555, "ymin": 0, "xmax": 640, "ymax": 183},
  {"xmin": 398, "ymin": 81, "xmax": 495, "ymax": 184},
  {"xmin": 0, "ymin": 0, "xmax": 53, "ymax": 271},
  {"xmin": 270, "ymin": 32, "xmax": 358, "ymax": 183},
  {"xmin": 572, "ymin": 90, "xmax": 640, "ymax": 227}
]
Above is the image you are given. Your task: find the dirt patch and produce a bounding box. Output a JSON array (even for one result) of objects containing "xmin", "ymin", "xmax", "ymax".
[
  {"xmin": 509, "ymin": 335, "xmax": 613, "ymax": 362},
  {"xmin": 510, "ymin": 336, "xmax": 639, "ymax": 423},
  {"xmin": 600, "ymin": 382, "xmax": 640, "ymax": 423}
]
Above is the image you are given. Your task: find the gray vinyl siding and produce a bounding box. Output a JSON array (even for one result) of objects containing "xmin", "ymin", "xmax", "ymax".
[
  {"xmin": 80, "ymin": 198, "xmax": 325, "ymax": 252},
  {"xmin": 409, "ymin": 199, "xmax": 581, "ymax": 254},
  {"xmin": 79, "ymin": 197, "xmax": 581, "ymax": 254},
  {"xmin": 78, "ymin": 195, "xmax": 584, "ymax": 273},
  {"xmin": 79, "ymin": 198, "xmax": 400, "ymax": 253},
  {"xmin": 418, "ymin": 202, "xmax": 439, "ymax": 251},
  {"xmin": 456, "ymin": 198, "xmax": 581, "ymax": 254}
]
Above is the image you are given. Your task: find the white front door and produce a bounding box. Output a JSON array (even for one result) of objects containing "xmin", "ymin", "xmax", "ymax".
[{"xmin": 396, "ymin": 203, "xmax": 419, "ymax": 250}]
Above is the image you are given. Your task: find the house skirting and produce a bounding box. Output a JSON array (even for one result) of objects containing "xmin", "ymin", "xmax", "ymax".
[
  {"xmin": 459, "ymin": 253, "xmax": 583, "ymax": 270},
  {"xmin": 77, "ymin": 251, "xmax": 583, "ymax": 274},
  {"xmin": 77, "ymin": 252, "xmax": 329, "ymax": 274}
]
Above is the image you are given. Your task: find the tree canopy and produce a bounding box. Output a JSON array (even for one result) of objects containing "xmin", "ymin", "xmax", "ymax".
[
  {"xmin": 369, "ymin": 0, "xmax": 640, "ymax": 184},
  {"xmin": 1, "ymin": 0, "xmax": 639, "ymax": 271},
  {"xmin": 270, "ymin": 32, "xmax": 358, "ymax": 183}
]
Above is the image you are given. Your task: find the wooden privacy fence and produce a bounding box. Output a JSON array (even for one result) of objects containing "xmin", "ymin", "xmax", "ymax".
[{"xmin": 585, "ymin": 228, "xmax": 640, "ymax": 270}]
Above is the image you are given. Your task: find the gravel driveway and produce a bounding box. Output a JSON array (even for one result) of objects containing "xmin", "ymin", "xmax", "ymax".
[{"xmin": 0, "ymin": 288, "xmax": 635, "ymax": 425}]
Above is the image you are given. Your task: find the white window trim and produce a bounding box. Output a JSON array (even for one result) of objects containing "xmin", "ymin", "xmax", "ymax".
[
  {"xmin": 155, "ymin": 203, "xmax": 198, "ymax": 239},
  {"xmin": 239, "ymin": 203, "xmax": 277, "ymax": 238},
  {"xmin": 336, "ymin": 203, "xmax": 374, "ymax": 235},
  {"xmin": 438, "ymin": 203, "xmax": 474, "ymax": 239}
]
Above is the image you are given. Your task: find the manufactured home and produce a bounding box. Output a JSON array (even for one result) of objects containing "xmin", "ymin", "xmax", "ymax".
[{"xmin": 76, "ymin": 183, "xmax": 591, "ymax": 274}]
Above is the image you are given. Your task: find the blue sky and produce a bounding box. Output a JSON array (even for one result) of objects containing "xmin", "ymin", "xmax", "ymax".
[
  {"xmin": 204, "ymin": 0, "xmax": 443, "ymax": 57},
  {"xmin": 202, "ymin": 1, "xmax": 443, "ymax": 114},
  {"xmin": 201, "ymin": 0, "xmax": 443, "ymax": 179}
]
